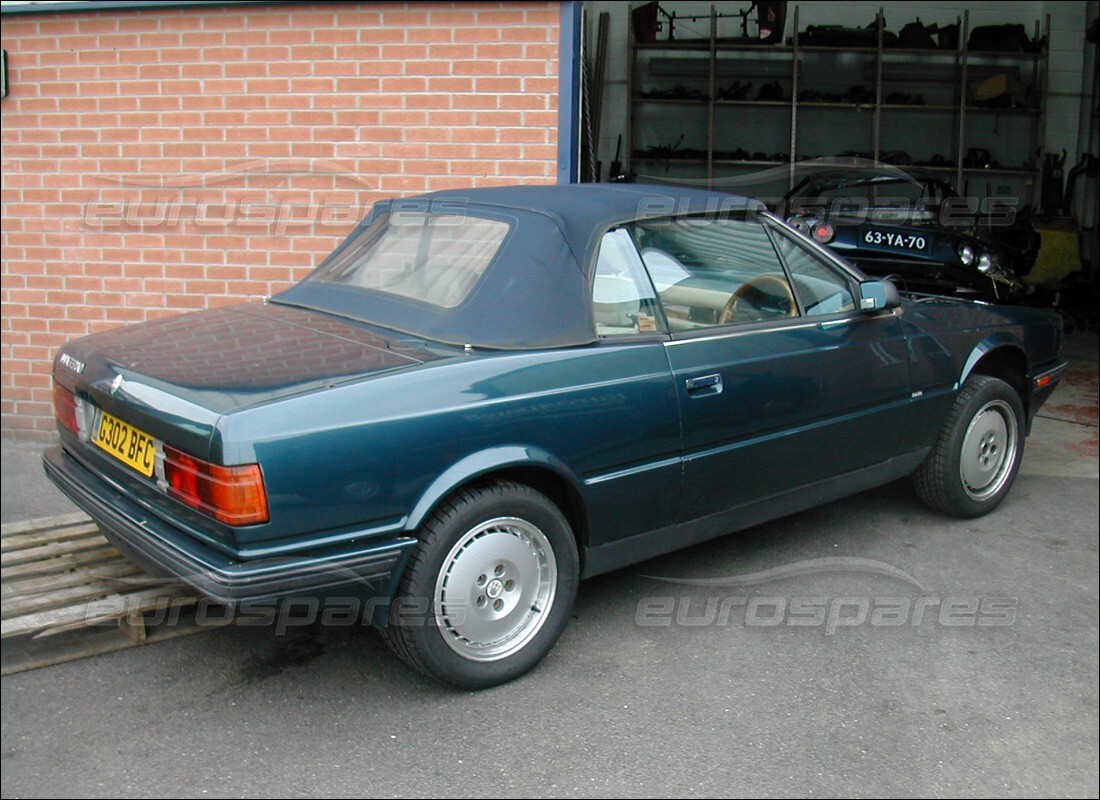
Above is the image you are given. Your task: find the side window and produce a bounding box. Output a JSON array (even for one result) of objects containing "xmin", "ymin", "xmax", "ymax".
[
  {"xmin": 629, "ymin": 216, "xmax": 797, "ymax": 330},
  {"xmin": 592, "ymin": 229, "xmax": 663, "ymax": 336},
  {"xmin": 772, "ymin": 230, "xmax": 856, "ymax": 316}
]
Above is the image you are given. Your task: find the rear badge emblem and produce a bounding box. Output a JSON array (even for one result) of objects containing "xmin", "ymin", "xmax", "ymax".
[
  {"xmin": 59, "ymin": 353, "xmax": 85, "ymax": 374},
  {"xmin": 110, "ymin": 375, "xmax": 124, "ymax": 395}
]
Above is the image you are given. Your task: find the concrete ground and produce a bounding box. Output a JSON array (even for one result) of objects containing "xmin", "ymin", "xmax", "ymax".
[{"xmin": 1, "ymin": 333, "xmax": 1097, "ymax": 798}]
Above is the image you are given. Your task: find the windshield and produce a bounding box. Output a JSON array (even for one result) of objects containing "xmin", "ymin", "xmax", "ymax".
[{"xmin": 311, "ymin": 211, "xmax": 510, "ymax": 309}]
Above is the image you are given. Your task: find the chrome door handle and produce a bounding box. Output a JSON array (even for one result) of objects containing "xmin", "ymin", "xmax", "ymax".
[{"xmin": 685, "ymin": 374, "xmax": 722, "ymax": 395}]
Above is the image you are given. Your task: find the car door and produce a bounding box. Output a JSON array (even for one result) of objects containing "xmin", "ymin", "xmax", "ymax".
[
  {"xmin": 583, "ymin": 227, "xmax": 683, "ymax": 548},
  {"xmin": 626, "ymin": 212, "xmax": 912, "ymax": 524}
]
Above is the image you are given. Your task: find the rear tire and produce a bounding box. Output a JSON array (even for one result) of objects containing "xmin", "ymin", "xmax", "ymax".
[
  {"xmin": 382, "ymin": 480, "xmax": 579, "ymax": 689},
  {"xmin": 913, "ymin": 374, "xmax": 1025, "ymax": 517}
]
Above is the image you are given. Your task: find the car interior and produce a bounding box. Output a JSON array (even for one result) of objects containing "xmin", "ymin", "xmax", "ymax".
[{"xmin": 593, "ymin": 217, "xmax": 856, "ymax": 336}]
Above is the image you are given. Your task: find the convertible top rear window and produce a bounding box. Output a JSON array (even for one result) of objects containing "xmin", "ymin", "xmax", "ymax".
[{"xmin": 312, "ymin": 211, "xmax": 510, "ymax": 309}]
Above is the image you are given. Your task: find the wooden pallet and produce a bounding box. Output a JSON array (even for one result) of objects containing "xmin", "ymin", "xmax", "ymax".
[{"xmin": 1, "ymin": 512, "xmax": 212, "ymax": 675}]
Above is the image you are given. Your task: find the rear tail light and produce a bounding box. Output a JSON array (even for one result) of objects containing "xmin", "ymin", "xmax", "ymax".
[
  {"xmin": 162, "ymin": 444, "xmax": 269, "ymax": 526},
  {"xmin": 54, "ymin": 383, "xmax": 81, "ymax": 437},
  {"xmin": 54, "ymin": 384, "xmax": 268, "ymax": 526}
]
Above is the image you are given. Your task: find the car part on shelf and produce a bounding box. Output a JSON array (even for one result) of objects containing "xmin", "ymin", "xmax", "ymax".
[
  {"xmin": 898, "ymin": 19, "xmax": 939, "ymax": 49},
  {"xmin": 757, "ymin": 80, "xmax": 785, "ymax": 101},
  {"xmin": 717, "ymin": 80, "xmax": 752, "ymax": 101}
]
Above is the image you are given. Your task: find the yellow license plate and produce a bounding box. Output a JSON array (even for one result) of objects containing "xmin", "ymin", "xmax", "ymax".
[{"xmin": 93, "ymin": 410, "xmax": 157, "ymax": 477}]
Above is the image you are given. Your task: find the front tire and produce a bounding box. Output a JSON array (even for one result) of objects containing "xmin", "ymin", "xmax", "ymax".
[
  {"xmin": 382, "ymin": 481, "xmax": 579, "ymax": 689},
  {"xmin": 913, "ymin": 374, "xmax": 1025, "ymax": 517}
]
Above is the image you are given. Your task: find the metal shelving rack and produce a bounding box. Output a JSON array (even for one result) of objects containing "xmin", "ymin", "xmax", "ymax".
[{"xmin": 627, "ymin": 5, "xmax": 1050, "ymax": 202}]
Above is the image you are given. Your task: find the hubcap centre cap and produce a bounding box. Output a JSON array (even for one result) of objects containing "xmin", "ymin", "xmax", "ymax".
[{"xmin": 486, "ymin": 578, "xmax": 505, "ymax": 599}]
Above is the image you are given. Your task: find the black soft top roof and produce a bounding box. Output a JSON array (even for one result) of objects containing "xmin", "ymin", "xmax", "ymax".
[
  {"xmin": 275, "ymin": 184, "xmax": 763, "ymax": 350},
  {"xmin": 418, "ymin": 183, "xmax": 763, "ymax": 268}
]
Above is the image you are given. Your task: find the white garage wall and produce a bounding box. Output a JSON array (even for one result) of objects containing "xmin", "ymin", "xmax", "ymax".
[{"xmin": 588, "ymin": 1, "xmax": 1095, "ymax": 189}]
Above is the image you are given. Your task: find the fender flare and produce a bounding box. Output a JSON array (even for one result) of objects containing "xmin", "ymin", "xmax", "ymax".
[
  {"xmin": 404, "ymin": 445, "xmax": 586, "ymax": 532},
  {"xmin": 955, "ymin": 332, "xmax": 1027, "ymax": 391}
]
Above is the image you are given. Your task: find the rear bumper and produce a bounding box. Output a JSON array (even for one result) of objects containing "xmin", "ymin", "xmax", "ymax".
[{"xmin": 44, "ymin": 446, "xmax": 416, "ymax": 607}]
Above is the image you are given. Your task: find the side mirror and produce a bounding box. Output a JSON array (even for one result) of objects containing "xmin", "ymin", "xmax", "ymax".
[{"xmin": 858, "ymin": 279, "xmax": 901, "ymax": 311}]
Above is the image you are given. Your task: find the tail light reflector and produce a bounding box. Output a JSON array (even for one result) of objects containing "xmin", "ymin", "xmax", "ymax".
[
  {"xmin": 54, "ymin": 383, "xmax": 80, "ymax": 437},
  {"xmin": 162, "ymin": 445, "xmax": 269, "ymax": 526}
]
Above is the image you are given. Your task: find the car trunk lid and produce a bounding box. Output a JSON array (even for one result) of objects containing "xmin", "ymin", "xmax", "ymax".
[{"xmin": 54, "ymin": 302, "xmax": 426, "ymax": 461}]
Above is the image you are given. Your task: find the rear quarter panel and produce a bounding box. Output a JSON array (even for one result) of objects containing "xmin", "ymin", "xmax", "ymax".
[
  {"xmin": 896, "ymin": 298, "xmax": 1062, "ymax": 452},
  {"xmin": 216, "ymin": 342, "xmax": 681, "ymax": 552}
]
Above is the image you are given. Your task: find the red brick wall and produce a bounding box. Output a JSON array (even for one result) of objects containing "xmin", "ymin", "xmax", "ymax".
[{"xmin": 0, "ymin": 1, "xmax": 562, "ymax": 440}]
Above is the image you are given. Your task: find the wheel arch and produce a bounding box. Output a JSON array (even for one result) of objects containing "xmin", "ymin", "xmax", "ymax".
[
  {"xmin": 958, "ymin": 335, "xmax": 1029, "ymax": 409},
  {"xmin": 405, "ymin": 446, "xmax": 590, "ymax": 567}
]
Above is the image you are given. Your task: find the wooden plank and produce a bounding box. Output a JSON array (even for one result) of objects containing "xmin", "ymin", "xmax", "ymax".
[
  {"xmin": 2, "ymin": 575, "xmax": 168, "ymax": 619},
  {"xmin": 1, "ymin": 613, "xmax": 226, "ymax": 676},
  {"xmin": 2, "ymin": 561, "xmax": 142, "ymax": 599},
  {"xmin": 1, "ymin": 535, "xmax": 113, "ymax": 568},
  {"xmin": 0, "ymin": 513, "xmax": 219, "ymax": 672},
  {"xmin": 34, "ymin": 590, "xmax": 199, "ymax": 638},
  {"xmin": 1, "ymin": 547, "xmax": 136, "ymax": 581},
  {"xmin": 2, "ymin": 587, "xmax": 197, "ymax": 639},
  {"xmin": 0, "ymin": 512, "xmax": 91, "ymax": 536},
  {"xmin": 1, "ymin": 522, "xmax": 102, "ymax": 552},
  {"xmin": 118, "ymin": 610, "xmax": 148, "ymax": 642}
]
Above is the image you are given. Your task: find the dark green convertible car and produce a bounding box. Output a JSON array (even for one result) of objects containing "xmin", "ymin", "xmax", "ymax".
[{"xmin": 45, "ymin": 184, "xmax": 1066, "ymax": 688}]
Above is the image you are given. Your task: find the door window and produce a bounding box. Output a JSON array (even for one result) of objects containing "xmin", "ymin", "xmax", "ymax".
[
  {"xmin": 770, "ymin": 230, "xmax": 857, "ymax": 316},
  {"xmin": 627, "ymin": 216, "xmax": 797, "ymax": 330}
]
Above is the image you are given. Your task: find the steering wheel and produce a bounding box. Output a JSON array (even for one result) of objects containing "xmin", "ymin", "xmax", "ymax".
[{"xmin": 719, "ymin": 274, "xmax": 797, "ymax": 324}]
